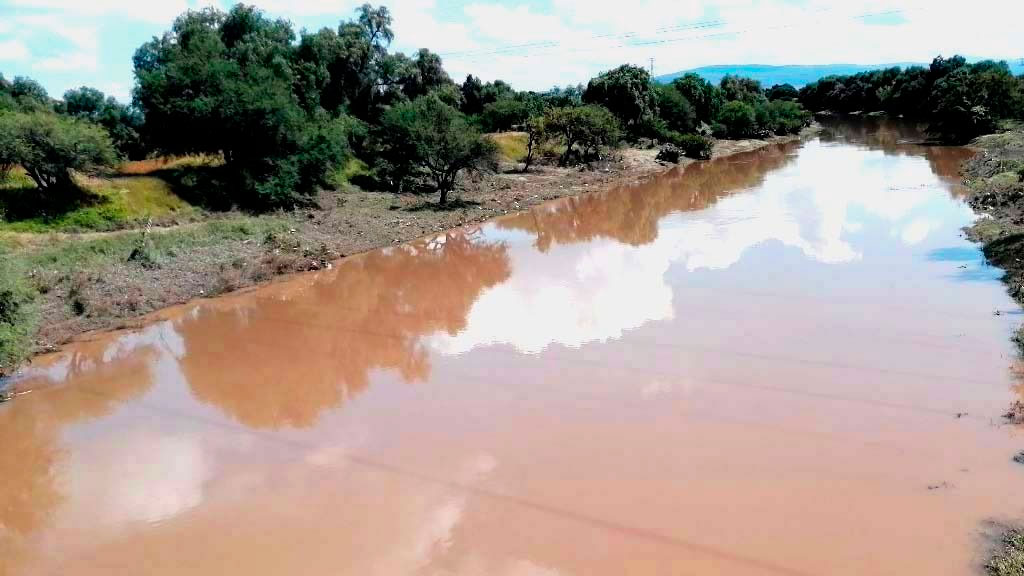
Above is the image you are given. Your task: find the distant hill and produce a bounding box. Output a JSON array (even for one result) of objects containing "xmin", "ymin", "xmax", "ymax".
[{"xmin": 655, "ymin": 61, "xmax": 1024, "ymax": 88}]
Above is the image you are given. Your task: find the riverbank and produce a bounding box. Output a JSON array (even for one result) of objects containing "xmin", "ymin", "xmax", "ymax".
[
  {"xmin": 0, "ymin": 130, "xmax": 813, "ymax": 381},
  {"xmin": 960, "ymin": 124, "xmax": 1024, "ymax": 576}
]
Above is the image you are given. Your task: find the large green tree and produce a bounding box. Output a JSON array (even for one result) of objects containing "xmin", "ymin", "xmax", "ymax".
[
  {"xmin": 583, "ymin": 64, "xmax": 657, "ymax": 132},
  {"xmin": 545, "ymin": 104, "xmax": 620, "ymax": 165},
  {"xmin": 671, "ymin": 73, "xmax": 723, "ymax": 126},
  {"xmin": 63, "ymin": 87, "xmax": 146, "ymax": 159},
  {"xmin": 0, "ymin": 111, "xmax": 116, "ymax": 192},
  {"xmin": 133, "ymin": 4, "xmax": 350, "ymax": 208},
  {"xmin": 378, "ymin": 95, "xmax": 496, "ymax": 203}
]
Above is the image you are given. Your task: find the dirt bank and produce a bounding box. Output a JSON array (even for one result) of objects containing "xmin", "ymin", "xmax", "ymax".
[{"xmin": 0, "ymin": 130, "xmax": 814, "ymax": 379}]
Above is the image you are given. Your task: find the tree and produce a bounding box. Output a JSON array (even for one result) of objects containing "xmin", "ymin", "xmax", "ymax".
[
  {"xmin": 522, "ymin": 116, "xmax": 547, "ymax": 173},
  {"xmin": 653, "ymin": 83, "xmax": 696, "ymax": 134},
  {"xmin": 671, "ymin": 73, "xmax": 723, "ymax": 125},
  {"xmin": 379, "ymin": 95, "xmax": 497, "ymax": 204},
  {"xmin": 10, "ymin": 77, "xmax": 50, "ymax": 110},
  {"xmin": 719, "ymin": 74, "xmax": 765, "ymax": 105},
  {"xmin": 583, "ymin": 64, "xmax": 657, "ymax": 132},
  {"xmin": 461, "ymin": 74, "xmax": 485, "ymax": 115},
  {"xmin": 63, "ymin": 87, "xmax": 146, "ymax": 159},
  {"xmin": 399, "ymin": 48, "xmax": 454, "ymax": 100},
  {"xmin": 717, "ymin": 101, "xmax": 757, "ymax": 138},
  {"xmin": 545, "ymin": 104, "xmax": 621, "ymax": 165},
  {"xmin": 766, "ymin": 83, "xmax": 798, "ymax": 101},
  {"xmin": 928, "ymin": 67, "xmax": 997, "ymax": 143},
  {"xmin": 134, "ymin": 4, "xmax": 350, "ymax": 208},
  {"xmin": 0, "ymin": 111, "xmax": 116, "ymax": 192}
]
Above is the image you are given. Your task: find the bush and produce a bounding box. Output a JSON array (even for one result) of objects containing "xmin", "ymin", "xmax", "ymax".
[
  {"xmin": 717, "ymin": 101, "xmax": 757, "ymax": 138},
  {"xmin": 678, "ymin": 134, "xmax": 714, "ymax": 160},
  {"xmin": 763, "ymin": 100, "xmax": 811, "ymax": 135},
  {"xmin": 655, "ymin": 145, "xmax": 681, "ymax": 163}
]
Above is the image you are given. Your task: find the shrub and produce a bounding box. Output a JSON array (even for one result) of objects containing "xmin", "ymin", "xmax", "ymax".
[
  {"xmin": 717, "ymin": 101, "xmax": 757, "ymax": 138},
  {"xmin": 678, "ymin": 134, "xmax": 714, "ymax": 160},
  {"xmin": 655, "ymin": 145, "xmax": 681, "ymax": 163}
]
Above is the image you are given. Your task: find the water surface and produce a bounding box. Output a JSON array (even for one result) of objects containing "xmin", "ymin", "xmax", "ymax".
[{"xmin": 3, "ymin": 118, "xmax": 1023, "ymax": 575}]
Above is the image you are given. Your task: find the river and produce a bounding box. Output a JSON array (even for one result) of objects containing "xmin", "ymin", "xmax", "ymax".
[{"xmin": 2, "ymin": 118, "xmax": 1023, "ymax": 575}]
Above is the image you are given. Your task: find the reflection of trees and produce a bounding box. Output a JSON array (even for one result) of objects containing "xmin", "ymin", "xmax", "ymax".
[
  {"xmin": 820, "ymin": 116, "xmax": 973, "ymax": 197},
  {"xmin": 180, "ymin": 231, "xmax": 511, "ymax": 429},
  {"xmin": 818, "ymin": 115, "xmax": 928, "ymax": 151},
  {"xmin": 0, "ymin": 346, "xmax": 153, "ymax": 573},
  {"xmin": 499, "ymin": 141, "xmax": 799, "ymax": 250}
]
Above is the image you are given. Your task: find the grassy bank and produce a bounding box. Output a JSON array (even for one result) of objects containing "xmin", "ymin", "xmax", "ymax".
[{"xmin": 961, "ymin": 123, "xmax": 1024, "ymax": 573}]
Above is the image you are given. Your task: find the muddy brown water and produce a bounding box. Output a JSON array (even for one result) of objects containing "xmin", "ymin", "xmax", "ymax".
[{"xmin": 3, "ymin": 118, "xmax": 1024, "ymax": 575}]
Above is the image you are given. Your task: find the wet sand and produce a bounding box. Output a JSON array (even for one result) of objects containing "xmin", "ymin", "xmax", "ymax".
[{"xmin": 2, "ymin": 118, "xmax": 1023, "ymax": 575}]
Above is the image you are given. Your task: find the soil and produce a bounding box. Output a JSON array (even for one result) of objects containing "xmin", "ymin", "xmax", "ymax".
[{"xmin": 1, "ymin": 130, "xmax": 815, "ymax": 366}]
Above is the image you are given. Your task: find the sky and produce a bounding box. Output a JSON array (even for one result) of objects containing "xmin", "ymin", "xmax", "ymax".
[{"xmin": 0, "ymin": 0, "xmax": 1022, "ymax": 104}]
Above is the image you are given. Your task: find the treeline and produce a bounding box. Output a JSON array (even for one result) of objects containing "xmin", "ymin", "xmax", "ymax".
[
  {"xmin": 798, "ymin": 56, "xmax": 1024, "ymax": 143},
  {"xmin": 1, "ymin": 2, "xmax": 812, "ymax": 210}
]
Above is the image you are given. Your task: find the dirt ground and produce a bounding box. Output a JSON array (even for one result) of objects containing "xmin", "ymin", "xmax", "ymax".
[{"xmin": 2, "ymin": 130, "xmax": 814, "ymax": 368}]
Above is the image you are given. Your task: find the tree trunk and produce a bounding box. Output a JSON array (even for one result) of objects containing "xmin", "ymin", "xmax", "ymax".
[
  {"xmin": 559, "ymin": 138, "xmax": 575, "ymax": 167},
  {"xmin": 439, "ymin": 186, "xmax": 449, "ymax": 205}
]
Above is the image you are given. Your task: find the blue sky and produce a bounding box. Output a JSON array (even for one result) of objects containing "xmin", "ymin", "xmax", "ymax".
[{"xmin": 1, "ymin": 0, "xmax": 1021, "ymax": 104}]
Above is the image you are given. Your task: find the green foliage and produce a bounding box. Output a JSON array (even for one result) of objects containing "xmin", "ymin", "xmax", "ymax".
[
  {"xmin": 653, "ymin": 83, "xmax": 696, "ymax": 134},
  {"xmin": 583, "ymin": 64, "xmax": 658, "ymax": 133},
  {"xmin": 671, "ymin": 73, "xmax": 723, "ymax": 126},
  {"xmin": 377, "ymin": 95, "xmax": 496, "ymax": 203},
  {"xmin": 544, "ymin": 104, "xmax": 620, "ymax": 165},
  {"xmin": 798, "ymin": 55, "xmax": 1022, "ymax": 142},
  {"xmin": 542, "ymin": 84, "xmax": 584, "ymax": 108},
  {"xmin": 677, "ymin": 133, "xmax": 714, "ymax": 160},
  {"xmin": 766, "ymin": 83, "xmax": 799, "ymax": 101},
  {"xmin": 0, "ymin": 111, "xmax": 117, "ymax": 192},
  {"xmin": 0, "ymin": 257, "xmax": 37, "ymax": 378},
  {"xmin": 987, "ymin": 529, "xmax": 1024, "ymax": 576},
  {"xmin": 717, "ymin": 101, "xmax": 757, "ymax": 138},
  {"xmin": 719, "ymin": 74, "xmax": 765, "ymax": 105},
  {"xmin": 763, "ymin": 100, "xmax": 812, "ymax": 135},
  {"xmin": 480, "ymin": 98, "xmax": 531, "ymax": 132},
  {"xmin": 522, "ymin": 115, "xmax": 547, "ymax": 172},
  {"xmin": 133, "ymin": 3, "xmax": 351, "ymax": 209},
  {"xmin": 63, "ymin": 86, "xmax": 146, "ymax": 159}
]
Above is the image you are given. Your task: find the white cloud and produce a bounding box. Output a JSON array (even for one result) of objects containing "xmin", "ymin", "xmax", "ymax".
[
  {"xmin": 430, "ymin": 140, "xmax": 956, "ymax": 355},
  {"xmin": 0, "ymin": 39, "xmax": 30, "ymax": 61}
]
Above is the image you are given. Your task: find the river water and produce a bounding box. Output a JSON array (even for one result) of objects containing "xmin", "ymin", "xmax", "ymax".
[{"xmin": 2, "ymin": 118, "xmax": 1023, "ymax": 575}]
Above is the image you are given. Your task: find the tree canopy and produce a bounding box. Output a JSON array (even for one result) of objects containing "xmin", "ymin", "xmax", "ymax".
[{"xmin": 798, "ymin": 55, "xmax": 1023, "ymax": 142}]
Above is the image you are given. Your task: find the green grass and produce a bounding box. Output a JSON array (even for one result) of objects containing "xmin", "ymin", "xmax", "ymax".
[
  {"xmin": 489, "ymin": 132, "xmax": 528, "ymax": 163},
  {"xmin": 0, "ymin": 169, "xmax": 197, "ymax": 233},
  {"xmin": 988, "ymin": 530, "xmax": 1024, "ymax": 576},
  {"xmin": 0, "ymin": 253, "xmax": 38, "ymax": 379},
  {"xmin": 329, "ymin": 157, "xmax": 372, "ymax": 189},
  {"xmin": 13, "ymin": 216, "xmax": 290, "ymax": 272}
]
